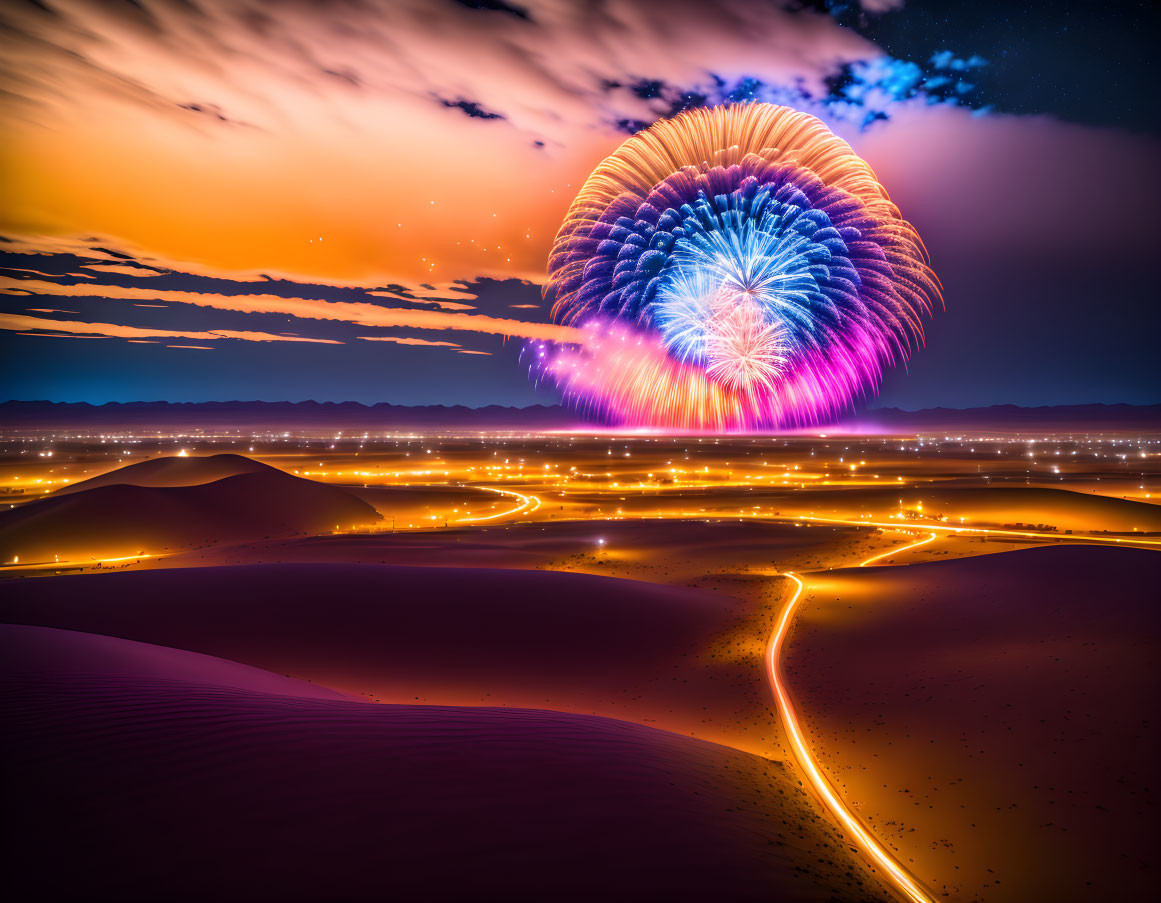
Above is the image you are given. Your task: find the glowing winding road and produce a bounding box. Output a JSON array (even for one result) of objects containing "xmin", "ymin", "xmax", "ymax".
[
  {"xmin": 453, "ymin": 485, "xmax": 541, "ymax": 524},
  {"xmin": 858, "ymin": 532, "xmax": 940, "ymax": 568},
  {"xmin": 0, "ymin": 553, "xmax": 152, "ymax": 572},
  {"xmin": 447, "ymin": 487, "xmax": 946, "ymax": 901},
  {"xmin": 767, "ymin": 539, "xmax": 940, "ymax": 903}
]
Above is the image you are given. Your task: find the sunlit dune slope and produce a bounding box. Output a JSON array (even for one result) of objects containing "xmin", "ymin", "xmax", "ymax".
[
  {"xmin": 53, "ymin": 452, "xmax": 282, "ymax": 494},
  {"xmin": 50, "ymin": 452, "xmax": 495, "ymax": 531},
  {"xmin": 0, "ymin": 471, "xmax": 380, "ymax": 562},
  {"xmin": 1, "ymin": 624, "xmax": 878, "ymax": 903},
  {"xmin": 794, "ymin": 485, "xmax": 1161, "ymax": 533},
  {"xmin": 0, "ymin": 563, "xmax": 776, "ymax": 755},
  {"xmin": 786, "ymin": 545, "xmax": 1161, "ymax": 903}
]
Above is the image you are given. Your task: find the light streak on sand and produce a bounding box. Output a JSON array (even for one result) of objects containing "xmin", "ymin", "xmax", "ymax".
[
  {"xmin": 0, "ymin": 553, "xmax": 152, "ymax": 572},
  {"xmin": 453, "ymin": 486, "xmax": 540, "ymax": 524},
  {"xmin": 767, "ymin": 572, "xmax": 935, "ymax": 903},
  {"xmin": 781, "ymin": 513, "xmax": 1161, "ymax": 548},
  {"xmin": 859, "ymin": 532, "xmax": 939, "ymax": 567}
]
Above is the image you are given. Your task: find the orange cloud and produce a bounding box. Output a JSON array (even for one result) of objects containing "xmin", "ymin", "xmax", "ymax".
[
  {"xmin": 0, "ymin": 278, "xmax": 584, "ymax": 343},
  {"xmin": 3, "ymin": 268, "xmax": 62, "ymax": 278},
  {"xmin": 13, "ymin": 332, "xmax": 109, "ymax": 339},
  {"xmin": 0, "ymin": 312, "xmax": 342, "ymax": 344},
  {"xmin": 0, "ymin": 1, "xmax": 873, "ymax": 286},
  {"xmin": 0, "ymin": 234, "xmax": 518, "ymax": 300},
  {"xmin": 358, "ymin": 336, "xmax": 462, "ymax": 347}
]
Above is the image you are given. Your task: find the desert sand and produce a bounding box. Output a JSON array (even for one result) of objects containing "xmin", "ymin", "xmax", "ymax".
[
  {"xmin": 3, "ymin": 624, "xmax": 872, "ymax": 902},
  {"xmin": 3, "ymin": 439, "xmax": 1158, "ymax": 902},
  {"xmin": 51, "ymin": 451, "xmax": 280, "ymax": 493},
  {"xmin": 784, "ymin": 545, "xmax": 1160, "ymax": 902},
  {"xmin": 0, "ymin": 470, "xmax": 380, "ymax": 562},
  {"xmin": 0, "ymin": 562, "xmax": 784, "ymax": 756}
]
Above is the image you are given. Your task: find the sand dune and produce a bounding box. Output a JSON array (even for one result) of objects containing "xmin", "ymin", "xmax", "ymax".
[
  {"xmin": 1, "ymin": 622, "xmax": 352, "ymax": 700},
  {"xmin": 185, "ymin": 518, "xmax": 868, "ymax": 577},
  {"xmin": 51, "ymin": 452, "xmax": 499, "ymax": 538},
  {"xmin": 2, "ymin": 624, "xmax": 877, "ymax": 902},
  {"xmin": 53, "ymin": 452, "xmax": 281, "ymax": 494},
  {"xmin": 785, "ymin": 545, "xmax": 1161, "ymax": 902},
  {"xmin": 0, "ymin": 471, "xmax": 380, "ymax": 562},
  {"xmin": 0, "ymin": 562, "xmax": 786, "ymax": 756},
  {"xmin": 582, "ymin": 484, "xmax": 1161, "ymax": 535},
  {"xmin": 790, "ymin": 484, "xmax": 1161, "ymax": 533}
]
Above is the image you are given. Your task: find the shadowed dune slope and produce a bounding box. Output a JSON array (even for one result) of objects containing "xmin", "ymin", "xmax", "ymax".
[
  {"xmin": 0, "ymin": 564, "xmax": 770, "ymax": 752},
  {"xmin": 189, "ymin": 518, "xmax": 866, "ymax": 576},
  {"xmin": 52, "ymin": 452, "xmax": 282, "ymax": 494},
  {"xmin": 0, "ymin": 471, "xmax": 380, "ymax": 562},
  {"xmin": 1, "ymin": 622, "xmax": 352, "ymax": 700},
  {"xmin": 1, "ymin": 625, "xmax": 877, "ymax": 903},
  {"xmin": 0, "ymin": 563, "xmax": 733, "ymax": 687},
  {"xmin": 786, "ymin": 545, "xmax": 1161, "ymax": 903}
]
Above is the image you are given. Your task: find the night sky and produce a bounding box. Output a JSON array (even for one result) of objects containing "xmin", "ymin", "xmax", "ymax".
[{"xmin": 1, "ymin": 0, "xmax": 1158, "ymax": 410}]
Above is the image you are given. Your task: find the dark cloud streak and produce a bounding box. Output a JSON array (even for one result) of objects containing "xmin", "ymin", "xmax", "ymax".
[{"xmin": 436, "ymin": 96, "xmax": 507, "ymax": 120}]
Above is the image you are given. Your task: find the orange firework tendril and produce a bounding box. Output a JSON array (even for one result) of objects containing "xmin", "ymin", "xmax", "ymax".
[{"xmin": 550, "ymin": 103, "xmax": 940, "ymax": 325}]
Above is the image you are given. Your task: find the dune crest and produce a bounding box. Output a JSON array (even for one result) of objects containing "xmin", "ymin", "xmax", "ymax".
[
  {"xmin": 52, "ymin": 452, "xmax": 282, "ymax": 494},
  {"xmin": 0, "ymin": 470, "xmax": 380, "ymax": 562}
]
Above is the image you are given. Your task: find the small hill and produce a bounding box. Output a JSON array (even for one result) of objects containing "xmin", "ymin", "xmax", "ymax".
[
  {"xmin": 54, "ymin": 452, "xmax": 281, "ymax": 495},
  {"xmin": 0, "ymin": 471, "xmax": 380, "ymax": 563}
]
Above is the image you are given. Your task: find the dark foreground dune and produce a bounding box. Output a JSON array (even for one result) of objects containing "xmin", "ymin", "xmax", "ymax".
[
  {"xmin": 0, "ymin": 563, "xmax": 776, "ymax": 754},
  {"xmin": 2, "ymin": 625, "xmax": 876, "ymax": 903},
  {"xmin": 785, "ymin": 545, "xmax": 1161, "ymax": 902},
  {"xmin": 0, "ymin": 470, "xmax": 380, "ymax": 562}
]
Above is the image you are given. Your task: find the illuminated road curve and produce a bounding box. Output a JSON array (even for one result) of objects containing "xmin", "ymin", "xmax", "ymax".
[
  {"xmin": 770, "ymin": 512, "xmax": 1161, "ymax": 549},
  {"xmin": 0, "ymin": 553, "xmax": 152, "ymax": 572},
  {"xmin": 858, "ymin": 532, "xmax": 939, "ymax": 568},
  {"xmin": 767, "ymin": 563, "xmax": 937, "ymax": 903},
  {"xmin": 453, "ymin": 485, "xmax": 541, "ymax": 524}
]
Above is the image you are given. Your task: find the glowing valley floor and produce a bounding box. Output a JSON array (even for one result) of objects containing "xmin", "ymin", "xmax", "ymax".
[{"xmin": 1, "ymin": 432, "xmax": 1158, "ymax": 902}]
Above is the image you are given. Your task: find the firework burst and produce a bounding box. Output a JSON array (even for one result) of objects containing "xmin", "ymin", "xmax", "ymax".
[
  {"xmin": 703, "ymin": 294, "xmax": 788, "ymax": 397},
  {"xmin": 530, "ymin": 103, "xmax": 941, "ymax": 431}
]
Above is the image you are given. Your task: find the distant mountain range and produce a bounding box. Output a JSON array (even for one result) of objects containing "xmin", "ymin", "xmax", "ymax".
[
  {"xmin": 849, "ymin": 404, "xmax": 1161, "ymax": 432},
  {"xmin": 1, "ymin": 400, "xmax": 1157, "ymax": 432}
]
